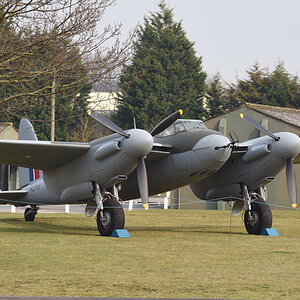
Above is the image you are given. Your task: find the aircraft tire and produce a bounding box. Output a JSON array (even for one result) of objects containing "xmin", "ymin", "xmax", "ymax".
[
  {"xmin": 24, "ymin": 208, "xmax": 36, "ymax": 222},
  {"xmin": 244, "ymin": 198, "xmax": 272, "ymax": 235},
  {"xmin": 96, "ymin": 197, "xmax": 125, "ymax": 236}
]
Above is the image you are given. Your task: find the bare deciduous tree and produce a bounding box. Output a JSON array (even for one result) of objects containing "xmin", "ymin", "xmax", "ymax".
[{"xmin": 0, "ymin": 0, "xmax": 134, "ymax": 109}]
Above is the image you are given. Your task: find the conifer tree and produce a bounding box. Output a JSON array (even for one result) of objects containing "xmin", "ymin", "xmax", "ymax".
[
  {"xmin": 114, "ymin": 1, "xmax": 207, "ymax": 130},
  {"xmin": 224, "ymin": 63, "xmax": 270, "ymax": 108},
  {"xmin": 207, "ymin": 73, "xmax": 224, "ymax": 117},
  {"xmin": 224, "ymin": 62, "xmax": 300, "ymax": 110},
  {"xmin": 268, "ymin": 61, "xmax": 300, "ymax": 108}
]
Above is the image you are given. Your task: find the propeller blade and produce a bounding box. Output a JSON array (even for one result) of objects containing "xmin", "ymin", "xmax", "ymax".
[
  {"xmin": 136, "ymin": 156, "xmax": 149, "ymax": 209},
  {"xmin": 88, "ymin": 109, "xmax": 130, "ymax": 138},
  {"xmin": 240, "ymin": 113, "xmax": 280, "ymax": 141},
  {"xmin": 286, "ymin": 158, "xmax": 297, "ymax": 208},
  {"xmin": 150, "ymin": 110, "xmax": 183, "ymax": 136}
]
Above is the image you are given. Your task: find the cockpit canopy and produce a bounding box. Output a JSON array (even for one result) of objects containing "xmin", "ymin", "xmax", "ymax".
[{"xmin": 155, "ymin": 119, "xmax": 207, "ymax": 138}]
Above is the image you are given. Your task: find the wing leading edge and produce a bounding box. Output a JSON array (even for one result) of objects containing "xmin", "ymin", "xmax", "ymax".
[{"xmin": 0, "ymin": 140, "xmax": 91, "ymax": 170}]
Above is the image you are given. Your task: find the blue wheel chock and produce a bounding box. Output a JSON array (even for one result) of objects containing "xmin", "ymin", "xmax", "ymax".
[
  {"xmin": 111, "ymin": 229, "xmax": 130, "ymax": 238},
  {"xmin": 260, "ymin": 228, "xmax": 279, "ymax": 236}
]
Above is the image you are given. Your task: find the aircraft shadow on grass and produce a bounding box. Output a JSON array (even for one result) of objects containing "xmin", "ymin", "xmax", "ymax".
[
  {"xmin": 0, "ymin": 217, "xmax": 97, "ymax": 236},
  {"xmin": 120, "ymin": 225, "xmax": 248, "ymax": 236},
  {"xmin": 0, "ymin": 217, "xmax": 247, "ymax": 236}
]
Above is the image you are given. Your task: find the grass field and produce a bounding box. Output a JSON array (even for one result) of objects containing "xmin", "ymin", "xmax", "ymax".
[{"xmin": 0, "ymin": 209, "xmax": 299, "ymax": 299}]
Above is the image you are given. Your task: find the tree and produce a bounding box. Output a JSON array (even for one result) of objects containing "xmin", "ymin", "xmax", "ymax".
[
  {"xmin": 224, "ymin": 63, "xmax": 270, "ymax": 108},
  {"xmin": 268, "ymin": 61, "xmax": 300, "ymax": 108},
  {"xmin": 0, "ymin": 0, "xmax": 133, "ymax": 140},
  {"xmin": 70, "ymin": 115, "xmax": 104, "ymax": 143},
  {"xmin": 206, "ymin": 73, "xmax": 225, "ymax": 117},
  {"xmin": 114, "ymin": 1, "xmax": 207, "ymax": 131},
  {"xmin": 223, "ymin": 61, "xmax": 300, "ymax": 110},
  {"xmin": 0, "ymin": 28, "xmax": 92, "ymax": 141}
]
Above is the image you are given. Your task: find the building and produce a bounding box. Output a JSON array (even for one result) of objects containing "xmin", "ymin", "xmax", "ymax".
[
  {"xmin": 0, "ymin": 122, "xmax": 18, "ymax": 191},
  {"xmin": 171, "ymin": 103, "xmax": 300, "ymax": 209},
  {"xmin": 87, "ymin": 92, "xmax": 118, "ymax": 115}
]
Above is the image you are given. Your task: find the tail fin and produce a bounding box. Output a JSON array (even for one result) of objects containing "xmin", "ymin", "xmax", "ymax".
[
  {"xmin": 19, "ymin": 118, "xmax": 38, "ymax": 141},
  {"xmin": 18, "ymin": 118, "xmax": 42, "ymax": 188}
]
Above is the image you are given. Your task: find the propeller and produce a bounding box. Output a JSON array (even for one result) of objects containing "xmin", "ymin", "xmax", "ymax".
[
  {"xmin": 87, "ymin": 110, "xmax": 130, "ymax": 138},
  {"xmin": 240, "ymin": 113, "xmax": 280, "ymax": 141},
  {"xmin": 150, "ymin": 110, "xmax": 183, "ymax": 136},
  {"xmin": 286, "ymin": 158, "xmax": 297, "ymax": 208},
  {"xmin": 88, "ymin": 109, "xmax": 183, "ymax": 209},
  {"xmin": 137, "ymin": 156, "xmax": 149, "ymax": 208},
  {"xmin": 240, "ymin": 113, "xmax": 299, "ymax": 208}
]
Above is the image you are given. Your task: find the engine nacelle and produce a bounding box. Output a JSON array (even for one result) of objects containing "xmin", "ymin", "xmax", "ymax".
[
  {"xmin": 190, "ymin": 182, "xmax": 242, "ymax": 200},
  {"xmin": 94, "ymin": 140, "xmax": 121, "ymax": 160},
  {"xmin": 242, "ymin": 143, "xmax": 271, "ymax": 163},
  {"xmin": 60, "ymin": 182, "xmax": 94, "ymax": 203}
]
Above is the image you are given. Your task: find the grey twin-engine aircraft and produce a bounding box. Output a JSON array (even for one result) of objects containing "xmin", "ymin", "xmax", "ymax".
[
  {"xmin": 121, "ymin": 113, "xmax": 300, "ymax": 235},
  {"xmin": 0, "ymin": 110, "xmax": 299, "ymax": 236}
]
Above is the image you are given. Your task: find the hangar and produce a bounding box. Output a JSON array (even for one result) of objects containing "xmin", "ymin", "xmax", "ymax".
[{"xmin": 171, "ymin": 102, "xmax": 300, "ymax": 210}]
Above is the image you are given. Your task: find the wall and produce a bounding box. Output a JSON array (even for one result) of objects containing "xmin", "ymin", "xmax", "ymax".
[
  {"xmin": 0, "ymin": 126, "xmax": 18, "ymax": 140},
  {"xmin": 0, "ymin": 125, "xmax": 19, "ymax": 191}
]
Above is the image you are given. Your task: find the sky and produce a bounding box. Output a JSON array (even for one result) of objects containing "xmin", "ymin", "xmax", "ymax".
[{"xmin": 100, "ymin": 0, "xmax": 300, "ymax": 83}]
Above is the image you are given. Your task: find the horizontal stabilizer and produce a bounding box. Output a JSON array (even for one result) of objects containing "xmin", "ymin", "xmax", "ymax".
[{"xmin": 0, "ymin": 190, "xmax": 27, "ymax": 204}]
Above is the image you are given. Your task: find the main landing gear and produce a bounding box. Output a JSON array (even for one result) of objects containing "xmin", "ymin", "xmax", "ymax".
[
  {"xmin": 96, "ymin": 197, "xmax": 125, "ymax": 236},
  {"xmin": 24, "ymin": 206, "xmax": 39, "ymax": 222},
  {"xmin": 242, "ymin": 185, "xmax": 272, "ymax": 235},
  {"xmin": 86, "ymin": 183, "xmax": 125, "ymax": 236}
]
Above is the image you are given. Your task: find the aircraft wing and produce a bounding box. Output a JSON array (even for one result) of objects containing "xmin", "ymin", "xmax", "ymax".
[
  {"xmin": 146, "ymin": 143, "xmax": 172, "ymax": 161},
  {"xmin": 0, "ymin": 140, "xmax": 91, "ymax": 170},
  {"xmin": 229, "ymin": 145, "xmax": 248, "ymax": 159}
]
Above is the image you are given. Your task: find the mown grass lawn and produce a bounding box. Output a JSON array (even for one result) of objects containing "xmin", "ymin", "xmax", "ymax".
[{"xmin": 0, "ymin": 209, "xmax": 299, "ymax": 299}]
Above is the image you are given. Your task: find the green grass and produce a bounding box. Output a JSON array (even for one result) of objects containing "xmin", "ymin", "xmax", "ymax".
[{"xmin": 0, "ymin": 210, "xmax": 299, "ymax": 299}]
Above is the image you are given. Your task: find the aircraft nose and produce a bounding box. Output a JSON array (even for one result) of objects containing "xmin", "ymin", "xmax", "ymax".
[
  {"xmin": 122, "ymin": 129, "xmax": 153, "ymax": 157},
  {"xmin": 212, "ymin": 135, "xmax": 232, "ymax": 162},
  {"xmin": 274, "ymin": 132, "xmax": 300, "ymax": 160},
  {"xmin": 193, "ymin": 134, "xmax": 231, "ymax": 162}
]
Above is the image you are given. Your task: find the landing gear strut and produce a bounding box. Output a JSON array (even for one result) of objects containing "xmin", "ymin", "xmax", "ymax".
[
  {"xmin": 242, "ymin": 185, "xmax": 272, "ymax": 235},
  {"xmin": 24, "ymin": 206, "xmax": 39, "ymax": 222}
]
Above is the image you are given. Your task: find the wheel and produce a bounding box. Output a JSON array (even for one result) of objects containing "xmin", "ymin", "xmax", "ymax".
[
  {"xmin": 96, "ymin": 198, "xmax": 125, "ymax": 236},
  {"xmin": 24, "ymin": 207, "xmax": 36, "ymax": 222},
  {"xmin": 244, "ymin": 198, "xmax": 272, "ymax": 235}
]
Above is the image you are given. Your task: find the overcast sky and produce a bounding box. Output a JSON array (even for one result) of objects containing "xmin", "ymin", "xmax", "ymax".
[{"xmin": 100, "ymin": 0, "xmax": 300, "ymax": 83}]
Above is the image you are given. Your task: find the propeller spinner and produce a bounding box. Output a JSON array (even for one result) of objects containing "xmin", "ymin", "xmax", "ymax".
[
  {"xmin": 88, "ymin": 109, "xmax": 183, "ymax": 208},
  {"xmin": 240, "ymin": 113, "xmax": 300, "ymax": 208}
]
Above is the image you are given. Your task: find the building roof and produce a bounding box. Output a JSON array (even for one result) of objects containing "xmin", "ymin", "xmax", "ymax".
[
  {"xmin": 244, "ymin": 103, "xmax": 300, "ymax": 128},
  {"xmin": 205, "ymin": 103, "xmax": 300, "ymax": 129},
  {"xmin": 0, "ymin": 122, "xmax": 14, "ymax": 134}
]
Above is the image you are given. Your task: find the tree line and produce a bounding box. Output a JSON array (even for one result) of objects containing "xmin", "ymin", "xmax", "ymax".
[
  {"xmin": 113, "ymin": 2, "xmax": 300, "ymax": 131},
  {"xmin": 207, "ymin": 62, "xmax": 300, "ymax": 117},
  {"xmin": 0, "ymin": 1, "xmax": 299, "ymax": 140}
]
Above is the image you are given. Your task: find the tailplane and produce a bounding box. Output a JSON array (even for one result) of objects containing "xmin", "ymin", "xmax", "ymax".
[{"xmin": 18, "ymin": 118, "xmax": 42, "ymax": 188}]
